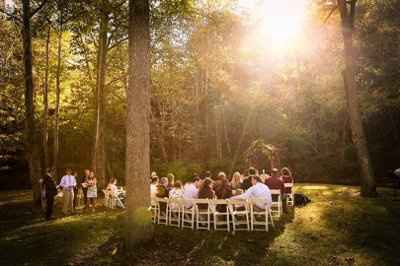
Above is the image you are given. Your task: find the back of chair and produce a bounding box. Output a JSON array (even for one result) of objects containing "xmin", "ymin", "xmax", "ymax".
[
  {"xmin": 192, "ymin": 198, "xmax": 211, "ymax": 211},
  {"xmin": 228, "ymin": 199, "xmax": 249, "ymax": 212},
  {"xmin": 284, "ymin": 183, "xmax": 293, "ymax": 188},
  {"xmin": 211, "ymin": 199, "xmax": 229, "ymax": 213}
]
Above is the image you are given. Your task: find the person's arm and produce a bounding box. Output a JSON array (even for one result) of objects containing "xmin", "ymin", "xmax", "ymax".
[
  {"xmin": 231, "ymin": 186, "xmax": 253, "ymax": 199},
  {"xmin": 58, "ymin": 176, "xmax": 65, "ymax": 188}
]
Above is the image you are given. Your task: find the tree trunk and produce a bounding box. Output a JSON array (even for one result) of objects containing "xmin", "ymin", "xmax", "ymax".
[
  {"xmin": 338, "ymin": 0, "xmax": 376, "ymax": 197},
  {"xmin": 42, "ymin": 25, "xmax": 50, "ymax": 173},
  {"xmin": 53, "ymin": 28, "xmax": 62, "ymax": 178},
  {"xmin": 215, "ymin": 106, "xmax": 222, "ymax": 161},
  {"xmin": 93, "ymin": 7, "xmax": 109, "ymax": 189},
  {"xmin": 125, "ymin": 0, "xmax": 153, "ymax": 247},
  {"xmin": 22, "ymin": 0, "xmax": 41, "ymax": 205}
]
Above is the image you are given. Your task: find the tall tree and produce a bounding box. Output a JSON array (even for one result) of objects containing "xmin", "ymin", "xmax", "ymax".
[
  {"xmin": 337, "ymin": 0, "xmax": 376, "ymax": 197},
  {"xmin": 42, "ymin": 25, "xmax": 50, "ymax": 173},
  {"xmin": 21, "ymin": 0, "xmax": 44, "ymax": 205},
  {"xmin": 93, "ymin": 0, "xmax": 109, "ymax": 188},
  {"xmin": 125, "ymin": 0, "xmax": 152, "ymax": 246}
]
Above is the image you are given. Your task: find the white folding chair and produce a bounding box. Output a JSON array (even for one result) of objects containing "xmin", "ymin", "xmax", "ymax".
[
  {"xmin": 156, "ymin": 198, "xmax": 169, "ymax": 225},
  {"xmin": 249, "ymin": 198, "xmax": 274, "ymax": 231},
  {"xmin": 228, "ymin": 199, "xmax": 250, "ymax": 231},
  {"xmin": 270, "ymin": 189, "xmax": 282, "ymax": 218},
  {"xmin": 181, "ymin": 198, "xmax": 195, "ymax": 229},
  {"xmin": 103, "ymin": 189, "xmax": 114, "ymax": 208},
  {"xmin": 167, "ymin": 198, "xmax": 182, "ymax": 228},
  {"xmin": 284, "ymin": 183, "xmax": 294, "ymax": 207},
  {"xmin": 193, "ymin": 199, "xmax": 212, "ymax": 231},
  {"xmin": 150, "ymin": 197, "xmax": 158, "ymax": 224},
  {"xmin": 211, "ymin": 199, "xmax": 230, "ymax": 231}
]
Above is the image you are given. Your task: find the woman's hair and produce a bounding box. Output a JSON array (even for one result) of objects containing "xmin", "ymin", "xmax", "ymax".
[
  {"xmin": 109, "ymin": 178, "xmax": 117, "ymax": 184},
  {"xmin": 281, "ymin": 167, "xmax": 292, "ymax": 178},
  {"xmin": 202, "ymin": 178, "xmax": 213, "ymax": 189},
  {"xmin": 174, "ymin": 180, "xmax": 182, "ymax": 188}
]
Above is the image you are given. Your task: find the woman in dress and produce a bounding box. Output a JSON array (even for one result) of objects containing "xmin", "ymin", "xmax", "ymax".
[{"xmin": 86, "ymin": 171, "xmax": 98, "ymax": 212}]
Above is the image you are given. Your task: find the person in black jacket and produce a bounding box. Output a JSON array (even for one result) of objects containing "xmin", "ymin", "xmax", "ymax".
[{"xmin": 43, "ymin": 169, "xmax": 58, "ymax": 220}]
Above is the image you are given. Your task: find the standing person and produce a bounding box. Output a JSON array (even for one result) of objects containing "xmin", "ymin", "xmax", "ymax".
[
  {"xmin": 80, "ymin": 169, "xmax": 90, "ymax": 208},
  {"xmin": 86, "ymin": 171, "xmax": 98, "ymax": 212},
  {"xmin": 43, "ymin": 169, "xmax": 58, "ymax": 220},
  {"xmin": 58, "ymin": 168, "xmax": 77, "ymax": 215},
  {"xmin": 72, "ymin": 171, "xmax": 80, "ymax": 209}
]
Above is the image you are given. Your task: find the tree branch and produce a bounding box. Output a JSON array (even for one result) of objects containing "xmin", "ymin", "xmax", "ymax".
[{"xmin": 30, "ymin": 0, "xmax": 49, "ymax": 19}]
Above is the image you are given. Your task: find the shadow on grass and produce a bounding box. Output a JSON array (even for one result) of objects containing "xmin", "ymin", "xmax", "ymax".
[{"xmin": 86, "ymin": 210, "xmax": 296, "ymax": 266}]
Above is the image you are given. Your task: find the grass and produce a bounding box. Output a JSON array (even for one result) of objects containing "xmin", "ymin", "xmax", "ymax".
[{"xmin": 0, "ymin": 184, "xmax": 399, "ymax": 266}]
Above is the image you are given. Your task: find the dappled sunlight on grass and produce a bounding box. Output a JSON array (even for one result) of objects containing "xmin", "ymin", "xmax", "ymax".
[{"xmin": 1, "ymin": 185, "xmax": 400, "ymax": 265}]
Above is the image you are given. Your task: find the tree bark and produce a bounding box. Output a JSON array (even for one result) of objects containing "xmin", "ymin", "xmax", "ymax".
[
  {"xmin": 338, "ymin": 0, "xmax": 376, "ymax": 197},
  {"xmin": 22, "ymin": 0, "xmax": 41, "ymax": 205},
  {"xmin": 93, "ymin": 5, "xmax": 109, "ymax": 188},
  {"xmin": 42, "ymin": 25, "xmax": 50, "ymax": 173},
  {"xmin": 125, "ymin": 0, "xmax": 153, "ymax": 247},
  {"xmin": 53, "ymin": 27, "xmax": 62, "ymax": 178}
]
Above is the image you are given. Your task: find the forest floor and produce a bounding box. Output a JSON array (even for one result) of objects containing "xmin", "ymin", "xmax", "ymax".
[{"xmin": 0, "ymin": 184, "xmax": 400, "ymax": 266}]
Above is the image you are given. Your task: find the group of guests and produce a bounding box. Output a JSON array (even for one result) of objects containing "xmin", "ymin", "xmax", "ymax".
[
  {"xmin": 40, "ymin": 168, "xmax": 101, "ymax": 220},
  {"xmin": 150, "ymin": 167, "xmax": 294, "ymax": 212}
]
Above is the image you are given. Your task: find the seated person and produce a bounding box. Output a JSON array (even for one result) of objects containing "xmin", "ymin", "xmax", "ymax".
[
  {"xmin": 106, "ymin": 178, "xmax": 118, "ymax": 196},
  {"xmin": 231, "ymin": 175, "xmax": 272, "ymax": 211},
  {"xmin": 197, "ymin": 178, "xmax": 215, "ymax": 210},
  {"xmin": 242, "ymin": 167, "xmax": 257, "ymax": 190},
  {"xmin": 150, "ymin": 177, "xmax": 159, "ymax": 199},
  {"xmin": 265, "ymin": 168, "xmax": 284, "ymax": 195},
  {"xmin": 169, "ymin": 180, "xmax": 183, "ymax": 198},
  {"xmin": 213, "ymin": 172, "xmax": 232, "ymax": 212},
  {"xmin": 280, "ymin": 167, "xmax": 294, "ymax": 194},
  {"xmin": 169, "ymin": 180, "xmax": 183, "ymax": 210},
  {"xmin": 183, "ymin": 176, "xmax": 201, "ymax": 208}
]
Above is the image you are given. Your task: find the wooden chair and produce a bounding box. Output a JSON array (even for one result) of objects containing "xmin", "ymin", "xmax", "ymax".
[
  {"xmin": 284, "ymin": 183, "xmax": 294, "ymax": 207},
  {"xmin": 167, "ymin": 198, "xmax": 182, "ymax": 228},
  {"xmin": 248, "ymin": 198, "xmax": 274, "ymax": 231},
  {"xmin": 228, "ymin": 199, "xmax": 250, "ymax": 231},
  {"xmin": 270, "ymin": 189, "xmax": 282, "ymax": 218},
  {"xmin": 181, "ymin": 199, "xmax": 195, "ymax": 229},
  {"xmin": 193, "ymin": 199, "xmax": 212, "ymax": 231},
  {"xmin": 150, "ymin": 197, "xmax": 158, "ymax": 224},
  {"xmin": 211, "ymin": 199, "xmax": 230, "ymax": 231},
  {"xmin": 156, "ymin": 198, "xmax": 169, "ymax": 225}
]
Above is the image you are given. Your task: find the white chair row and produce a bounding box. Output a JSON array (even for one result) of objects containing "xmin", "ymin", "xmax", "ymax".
[{"xmin": 150, "ymin": 197, "xmax": 276, "ymax": 232}]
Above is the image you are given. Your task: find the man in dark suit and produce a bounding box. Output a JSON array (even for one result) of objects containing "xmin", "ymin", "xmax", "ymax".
[{"xmin": 43, "ymin": 169, "xmax": 58, "ymax": 220}]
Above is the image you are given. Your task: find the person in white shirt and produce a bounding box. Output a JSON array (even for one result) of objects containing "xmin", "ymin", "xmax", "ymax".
[
  {"xmin": 58, "ymin": 168, "xmax": 77, "ymax": 215},
  {"xmin": 183, "ymin": 176, "xmax": 201, "ymax": 208},
  {"xmin": 231, "ymin": 175, "xmax": 272, "ymax": 210}
]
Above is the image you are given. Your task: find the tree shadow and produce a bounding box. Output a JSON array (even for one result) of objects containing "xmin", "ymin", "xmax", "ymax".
[{"xmin": 96, "ymin": 209, "xmax": 297, "ymax": 266}]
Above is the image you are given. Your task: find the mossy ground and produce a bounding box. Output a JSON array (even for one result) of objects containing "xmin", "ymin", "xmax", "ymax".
[{"xmin": 1, "ymin": 184, "xmax": 399, "ymax": 266}]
